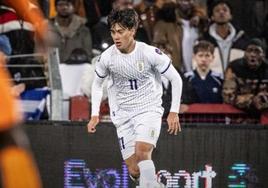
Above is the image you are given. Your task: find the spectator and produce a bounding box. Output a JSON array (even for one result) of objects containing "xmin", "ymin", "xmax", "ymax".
[
  {"xmin": 49, "ymin": 0, "xmax": 87, "ymax": 18},
  {"xmin": 202, "ymin": 0, "xmax": 249, "ymax": 75},
  {"xmin": 185, "ymin": 40, "xmax": 223, "ymax": 103},
  {"xmin": 208, "ymin": 0, "xmax": 268, "ymax": 38},
  {"xmin": 223, "ymin": 38, "xmax": 268, "ymax": 112},
  {"xmin": 153, "ymin": 0, "xmax": 208, "ymax": 72},
  {"xmin": 47, "ymin": 0, "xmax": 93, "ymax": 63}
]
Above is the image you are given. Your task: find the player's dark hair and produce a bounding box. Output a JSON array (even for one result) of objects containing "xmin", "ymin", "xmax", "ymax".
[
  {"xmin": 193, "ymin": 40, "xmax": 215, "ymax": 54},
  {"xmin": 108, "ymin": 8, "xmax": 139, "ymax": 30}
]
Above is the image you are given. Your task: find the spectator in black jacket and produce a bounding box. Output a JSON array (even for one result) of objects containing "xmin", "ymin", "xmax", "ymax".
[{"xmin": 223, "ymin": 38, "xmax": 268, "ymax": 112}]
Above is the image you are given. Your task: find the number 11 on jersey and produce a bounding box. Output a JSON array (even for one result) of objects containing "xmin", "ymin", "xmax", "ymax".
[{"xmin": 129, "ymin": 79, "xmax": 138, "ymax": 90}]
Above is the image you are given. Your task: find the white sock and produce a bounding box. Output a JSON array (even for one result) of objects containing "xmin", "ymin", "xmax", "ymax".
[{"xmin": 138, "ymin": 160, "xmax": 158, "ymax": 187}]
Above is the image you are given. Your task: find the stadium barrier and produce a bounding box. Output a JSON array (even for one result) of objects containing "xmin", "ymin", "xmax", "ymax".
[
  {"xmin": 24, "ymin": 121, "xmax": 268, "ymax": 188},
  {"xmin": 5, "ymin": 49, "xmax": 64, "ymax": 120},
  {"xmin": 69, "ymin": 95, "xmax": 268, "ymax": 125}
]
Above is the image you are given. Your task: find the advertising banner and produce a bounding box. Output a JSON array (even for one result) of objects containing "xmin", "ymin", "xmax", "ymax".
[{"xmin": 25, "ymin": 122, "xmax": 268, "ymax": 188}]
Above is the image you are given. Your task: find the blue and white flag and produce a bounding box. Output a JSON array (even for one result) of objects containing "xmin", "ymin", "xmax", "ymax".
[{"xmin": 20, "ymin": 88, "xmax": 50, "ymax": 120}]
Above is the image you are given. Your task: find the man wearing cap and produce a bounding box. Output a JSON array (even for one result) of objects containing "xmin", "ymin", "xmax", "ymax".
[{"xmin": 223, "ymin": 38, "xmax": 268, "ymax": 112}]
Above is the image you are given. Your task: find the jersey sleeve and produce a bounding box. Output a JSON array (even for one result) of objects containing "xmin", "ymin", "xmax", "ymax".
[
  {"xmin": 95, "ymin": 55, "xmax": 109, "ymax": 78},
  {"xmin": 162, "ymin": 64, "xmax": 183, "ymax": 113},
  {"xmin": 147, "ymin": 47, "xmax": 172, "ymax": 74}
]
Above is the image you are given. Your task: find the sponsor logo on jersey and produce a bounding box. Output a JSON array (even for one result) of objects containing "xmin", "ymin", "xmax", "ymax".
[{"xmin": 136, "ymin": 61, "xmax": 145, "ymax": 72}]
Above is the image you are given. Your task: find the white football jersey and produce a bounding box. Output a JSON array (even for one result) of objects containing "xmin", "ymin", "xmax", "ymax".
[{"xmin": 95, "ymin": 41, "xmax": 171, "ymax": 117}]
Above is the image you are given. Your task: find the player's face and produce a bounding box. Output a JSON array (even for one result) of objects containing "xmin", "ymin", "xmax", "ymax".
[
  {"xmin": 56, "ymin": 1, "xmax": 74, "ymax": 18},
  {"xmin": 211, "ymin": 3, "xmax": 232, "ymax": 25},
  {"xmin": 194, "ymin": 51, "xmax": 214, "ymax": 72},
  {"xmin": 244, "ymin": 45, "xmax": 264, "ymax": 70},
  {"xmin": 110, "ymin": 23, "xmax": 136, "ymax": 53}
]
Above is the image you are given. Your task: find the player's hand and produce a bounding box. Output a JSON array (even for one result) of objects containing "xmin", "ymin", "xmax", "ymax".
[
  {"xmin": 167, "ymin": 112, "xmax": 181, "ymax": 135},
  {"xmin": 87, "ymin": 116, "xmax": 100, "ymax": 133}
]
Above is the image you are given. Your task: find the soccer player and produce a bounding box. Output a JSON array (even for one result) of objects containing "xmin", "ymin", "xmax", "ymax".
[{"xmin": 87, "ymin": 8, "xmax": 182, "ymax": 188}]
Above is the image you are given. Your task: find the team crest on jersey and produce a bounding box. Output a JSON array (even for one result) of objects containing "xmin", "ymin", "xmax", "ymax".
[
  {"xmin": 155, "ymin": 48, "xmax": 163, "ymax": 55},
  {"xmin": 149, "ymin": 128, "xmax": 156, "ymax": 138},
  {"xmin": 136, "ymin": 61, "xmax": 145, "ymax": 72}
]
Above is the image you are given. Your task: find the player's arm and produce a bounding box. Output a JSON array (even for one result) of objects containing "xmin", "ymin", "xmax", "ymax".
[
  {"xmin": 149, "ymin": 47, "xmax": 182, "ymax": 135},
  {"xmin": 87, "ymin": 74, "xmax": 105, "ymax": 133},
  {"xmin": 162, "ymin": 64, "xmax": 183, "ymax": 135},
  {"xmin": 87, "ymin": 55, "xmax": 108, "ymax": 133}
]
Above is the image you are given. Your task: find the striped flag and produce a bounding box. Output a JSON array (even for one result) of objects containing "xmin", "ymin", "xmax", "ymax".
[{"xmin": 20, "ymin": 88, "xmax": 50, "ymax": 120}]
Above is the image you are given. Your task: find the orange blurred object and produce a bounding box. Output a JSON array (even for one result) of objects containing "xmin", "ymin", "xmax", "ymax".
[
  {"xmin": 0, "ymin": 57, "xmax": 20, "ymax": 130},
  {"xmin": 0, "ymin": 147, "xmax": 42, "ymax": 188}
]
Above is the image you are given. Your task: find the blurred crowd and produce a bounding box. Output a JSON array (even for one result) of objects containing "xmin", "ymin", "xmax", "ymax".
[{"xmin": 0, "ymin": 0, "xmax": 268, "ymax": 120}]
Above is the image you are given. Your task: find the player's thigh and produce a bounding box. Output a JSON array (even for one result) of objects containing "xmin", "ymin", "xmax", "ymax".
[
  {"xmin": 134, "ymin": 112, "xmax": 162, "ymax": 147},
  {"xmin": 116, "ymin": 120, "xmax": 136, "ymax": 160}
]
